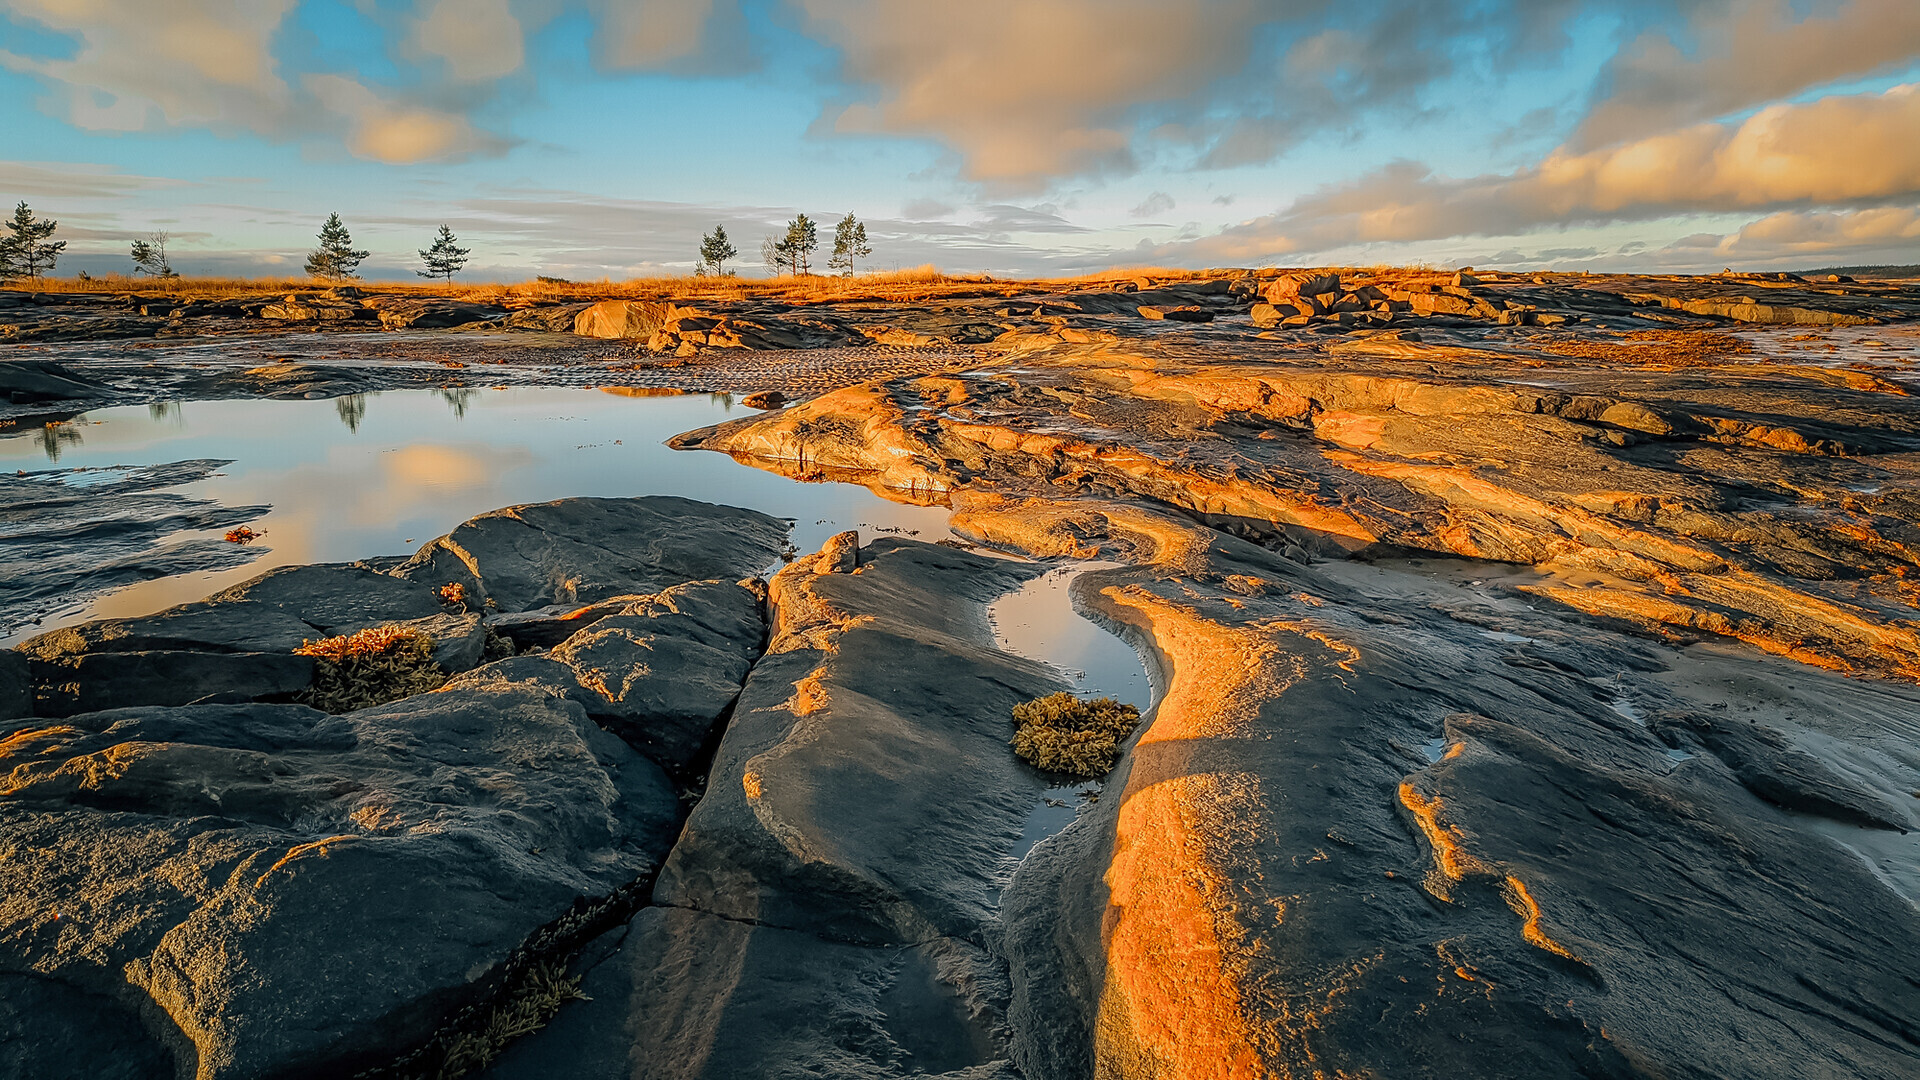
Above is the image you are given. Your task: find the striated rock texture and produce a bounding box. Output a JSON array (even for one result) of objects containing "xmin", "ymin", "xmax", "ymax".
[
  {"xmin": 963, "ymin": 500, "xmax": 1920, "ymax": 1080},
  {"xmin": 675, "ymin": 333, "xmax": 1920, "ymax": 678},
  {"xmin": 486, "ymin": 536, "xmax": 1069, "ymax": 1079}
]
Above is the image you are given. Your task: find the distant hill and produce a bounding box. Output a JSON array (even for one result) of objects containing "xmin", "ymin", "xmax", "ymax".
[{"xmin": 1798, "ymin": 264, "xmax": 1920, "ymax": 278}]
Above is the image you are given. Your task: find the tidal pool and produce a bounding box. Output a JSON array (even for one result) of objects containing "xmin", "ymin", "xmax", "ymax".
[{"xmin": 1, "ymin": 387, "xmax": 956, "ymax": 641}]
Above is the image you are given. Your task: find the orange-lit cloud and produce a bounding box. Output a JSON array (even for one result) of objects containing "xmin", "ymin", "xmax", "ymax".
[
  {"xmin": 413, "ymin": 0, "xmax": 525, "ymax": 82},
  {"xmin": 1162, "ymin": 83, "xmax": 1920, "ymax": 262}
]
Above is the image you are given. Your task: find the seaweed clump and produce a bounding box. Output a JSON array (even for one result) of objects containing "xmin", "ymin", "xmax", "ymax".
[
  {"xmin": 295, "ymin": 625, "xmax": 445, "ymax": 713},
  {"xmin": 1010, "ymin": 692, "xmax": 1141, "ymax": 777}
]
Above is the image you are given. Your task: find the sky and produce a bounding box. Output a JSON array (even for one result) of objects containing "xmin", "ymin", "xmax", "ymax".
[{"xmin": 2, "ymin": 0, "xmax": 1918, "ymax": 281}]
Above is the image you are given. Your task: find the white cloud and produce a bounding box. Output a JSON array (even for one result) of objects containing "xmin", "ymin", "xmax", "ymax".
[
  {"xmin": 307, "ymin": 75, "xmax": 516, "ymax": 164},
  {"xmin": 414, "ymin": 0, "xmax": 525, "ymax": 82}
]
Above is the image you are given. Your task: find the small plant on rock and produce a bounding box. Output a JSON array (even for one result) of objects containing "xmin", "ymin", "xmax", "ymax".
[
  {"xmin": 295, "ymin": 625, "xmax": 445, "ymax": 713},
  {"xmin": 1010, "ymin": 692, "xmax": 1141, "ymax": 777}
]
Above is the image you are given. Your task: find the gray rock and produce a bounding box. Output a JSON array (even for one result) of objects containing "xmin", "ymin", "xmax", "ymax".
[
  {"xmin": 209, "ymin": 562, "xmax": 448, "ymax": 632},
  {"xmin": 0, "ymin": 686, "xmax": 680, "ymax": 1079},
  {"xmin": 0, "ymin": 650, "xmax": 28, "ymax": 720},
  {"xmin": 395, "ymin": 496, "xmax": 787, "ymax": 613},
  {"xmin": 496, "ymin": 538, "xmax": 1058, "ymax": 1078},
  {"xmin": 18, "ymin": 599, "xmax": 319, "ymax": 660},
  {"xmin": 0, "ymin": 359, "xmax": 106, "ymax": 404},
  {"xmin": 28, "ymin": 649, "xmax": 315, "ymax": 716}
]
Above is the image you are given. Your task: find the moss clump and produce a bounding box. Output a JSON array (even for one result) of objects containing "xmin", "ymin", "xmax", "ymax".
[
  {"xmin": 1010, "ymin": 692, "xmax": 1141, "ymax": 777},
  {"xmin": 294, "ymin": 625, "xmax": 445, "ymax": 713}
]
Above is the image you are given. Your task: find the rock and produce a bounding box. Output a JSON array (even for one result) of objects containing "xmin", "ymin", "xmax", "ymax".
[
  {"xmin": 741, "ymin": 389, "xmax": 788, "ymax": 410},
  {"xmin": 0, "ymin": 359, "xmax": 106, "ymax": 404},
  {"xmin": 258, "ymin": 300, "xmax": 361, "ymax": 322},
  {"xmin": 368, "ymin": 298, "xmax": 501, "ymax": 330},
  {"xmin": 28, "ymin": 649, "xmax": 315, "ymax": 716},
  {"xmin": 0, "ymin": 687, "xmax": 680, "ymax": 1080},
  {"xmin": 1264, "ymin": 272, "xmax": 1341, "ymax": 303},
  {"xmin": 574, "ymin": 300, "xmax": 673, "ymax": 339},
  {"xmin": 504, "ymin": 304, "xmax": 591, "ymax": 332},
  {"xmin": 1648, "ymin": 711, "xmax": 1909, "ymax": 830},
  {"xmin": 545, "ymin": 579, "xmax": 766, "ymax": 774},
  {"xmin": 1136, "ymin": 305, "xmax": 1212, "ymax": 322},
  {"xmin": 0, "ymin": 649, "xmax": 30, "ymax": 720},
  {"xmin": 493, "ymin": 538, "xmax": 1061, "ymax": 1076},
  {"xmin": 973, "ymin": 499, "xmax": 1920, "ymax": 1080},
  {"xmin": 208, "ymin": 562, "xmax": 448, "ymax": 632},
  {"xmin": 815, "ymin": 529, "xmax": 861, "ymax": 573},
  {"xmin": 394, "ymin": 496, "xmax": 788, "ymax": 613}
]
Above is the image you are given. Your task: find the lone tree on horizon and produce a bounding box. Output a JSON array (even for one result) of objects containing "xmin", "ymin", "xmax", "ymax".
[
  {"xmin": 0, "ymin": 202, "xmax": 67, "ymax": 281},
  {"xmin": 775, "ymin": 213, "xmax": 818, "ymax": 276},
  {"xmin": 698, "ymin": 224, "xmax": 737, "ymax": 276},
  {"xmin": 829, "ymin": 212, "xmax": 870, "ymax": 277},
  {"xmin": 417, "ymin": 225, "xmax": 471, "ymax": 281},
  {"xmin": 129, "ymin": 231, "xmax": 176, "ymax": 278},
  {"xmin": 305, "ymin": 213, "xmax": 368, "ymax": 281}
]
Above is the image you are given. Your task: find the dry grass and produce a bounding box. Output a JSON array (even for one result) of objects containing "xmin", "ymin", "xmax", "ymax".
[
  {"xmin": 1010, "ymin": 692, "xmax": 1142, "ymax": 777},
  {"xmin": 294, "ymin": 625, "xmax": 445, "ymax": 713},
  {"xmin": 1531, "ymin": 329, "xmax": 1756, "ymax": 366},
  {"xmin": 6, "ymin": 263, "xmax": 1283, "ymax": 308}
]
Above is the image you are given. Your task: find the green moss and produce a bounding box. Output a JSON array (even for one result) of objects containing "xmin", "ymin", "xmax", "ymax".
[{"xmin": 1010, "ymin": 692, "xmax": 1141, "ymax": 777}]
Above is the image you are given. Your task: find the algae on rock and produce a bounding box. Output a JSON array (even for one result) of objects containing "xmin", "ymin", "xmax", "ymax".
[
  {"xmin": 1010, "ymin": 692, "xmax": 1140, "ymax": 777},
  {"xmin": 295, "ymin": 625, "xmax": 446, "ymax": 713}
]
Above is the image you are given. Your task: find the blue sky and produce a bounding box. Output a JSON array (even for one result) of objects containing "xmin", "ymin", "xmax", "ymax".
[{"xmin": 3, "ymin": 0, "xmax": 1918, "ymax": 281}]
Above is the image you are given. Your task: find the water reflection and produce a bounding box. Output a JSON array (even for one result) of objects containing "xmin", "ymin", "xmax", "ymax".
[
  {"xmin": 436, "ymin": 388, "xmax": 477, "ymax": 418},
  {"xmin": 38, "ymin": 422, "xmax": 82, "ymax": 461},
  {"xmin": 147, "ymin": 401, "xmax": 183, "ymax": 424},
  {"xmin": 335, "ymin": 394, "xmax": 368, "ymax": 433},
  {"xmin": 0, "ymin": 388, "xmax": 954, "ymax": 635}
]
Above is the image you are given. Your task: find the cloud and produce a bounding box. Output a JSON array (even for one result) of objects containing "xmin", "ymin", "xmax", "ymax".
[
  {"xmin": 1715, "ymin": 206, "xmax": 1920, "ymax": 259},
  {"xmin": 306, "ymin": 75, "xmax": 515, "ymax": 163},
  {"xmin": 591, "ymin": 0, "xmax": 754, "ymax": 73},
  {"xmin": 1576, "ymin": 0, "xmax": 1920, "ymax": 150},
  {"xmin": 800, "ymin": 0, "xmax": 1270, "ymax": 190},
  {"xmin": 1159, "ymin": 83, "xmax": 1920, "ymax": 262},
  {"xmin": 413, "ymin": 0, "xmax": 525, "ymax": 81},
  {"xmin": 901, "ymin": 198, "xmax": 955, "ymax": 220},
  {"xmin": 0, "ymin": 161, "xmax": 192, "ymax": 199},
  {"xmin": 1130, "ymin": 191, "xmax": 1175, "ymax": 218},
  {"xmin": 0, "ymin": 0, "xmax": 299, "ymax": 134}
]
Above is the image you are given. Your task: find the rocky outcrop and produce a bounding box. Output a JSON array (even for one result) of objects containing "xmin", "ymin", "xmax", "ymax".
[
  {"xmin": 488, "ymin": 536, "xmax": 1069, "ymax": 1078},
  {"xmin": 0, "ymin": 689, "xmax": 681, "ymax": 1080},
  {"xmin": 395, "ymin": 496, "xmax": 787, "ymax": 613},
  {"xmin": 953, "ymin": 498, "xmax": 1920, "ymax": 1080},
  {"xmin": 1, "ymin": 496, "xmax": 791, "ymax": 1079},
  {"xmin": 676, "ymin": 339, "xmax": 1920, "ymax": 678}
]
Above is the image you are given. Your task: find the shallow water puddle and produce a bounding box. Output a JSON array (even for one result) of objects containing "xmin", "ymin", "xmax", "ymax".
[
  {"xmin": 988, "ymin": 562, "xmax": 1153, "ymax": 862},
  {"xmin": 0, "ymin": 388, "xmax": 950, "ymax": 642}
]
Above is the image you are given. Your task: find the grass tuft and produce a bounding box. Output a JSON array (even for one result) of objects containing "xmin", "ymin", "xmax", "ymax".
[
  {"xmin": 1010, "ymin": 692, "xmax": 1142, "ymax": 777},
  {"xmin": 432, "ymin": 960, "xmax": 587, "ymax": 1080},
  {"xmin": 294, "ymin": 625, "xmax": 445, "ymax": 713}
]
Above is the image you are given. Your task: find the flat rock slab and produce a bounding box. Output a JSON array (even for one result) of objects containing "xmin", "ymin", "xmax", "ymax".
[
  {"xmin": 0, "ymin": 686, "xmax": 680, "ymax": 1080},
  {"xmin": 396, "ymin": 496, "xmax": 788, "ymax": 613}
]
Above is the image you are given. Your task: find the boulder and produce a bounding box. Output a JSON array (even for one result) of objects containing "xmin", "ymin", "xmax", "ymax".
[
  {"xmin": 741, "ymin": 390, "xmax": 788, "ymax": 410},
  {"xmin": 1264, "ymin": 272, "xmax": 1341, "ymax": 303},
  {"xmin": 28, "ymin": 649, "xmax": 315, "ymax": 715},
  {"xmin": 369, "ymin": 299, "xmax": 502, "ymax": 330},
  {"xmin": 0, "ymin": 687, "xmax": 680, "ymax": 1080},
  {"xmin": 574, "ymin": 300, "xmax": 673, "ymax": 339},
  {"xmin": 394, "ymin": 496, "xmax": 788, "ymax": 613}
]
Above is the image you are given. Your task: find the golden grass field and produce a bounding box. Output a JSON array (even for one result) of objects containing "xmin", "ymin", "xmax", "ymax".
[{"xmin": 12, "ymin": 264, "xmax": 1257, "ymax": 306}]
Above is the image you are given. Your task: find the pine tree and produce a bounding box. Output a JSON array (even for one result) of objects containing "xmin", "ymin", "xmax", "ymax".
[
  {"xmin": 416, "ymin": 225, "xmax": 471, "ymax": 281},
  {"xmin": 305, "ymin": 213, "xmax": 369, "ymax": 281},
  {"xmin": 829, "ymin": 213, "xmax": 871, "ymax": 277},
  {"xmin": 781, "ymin": 214, "xmax": 818, "ymax": 276},
  {"xmin": 698, "ymin": 225, "xmax": 738, "ymax": 276},
  {"xmin": 129, "ymin": 231, "xmax": 175, "ymax": 277},
  {"xmin": 0, "ymin": 202, "xmax": 67, "ymax": 281}
]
